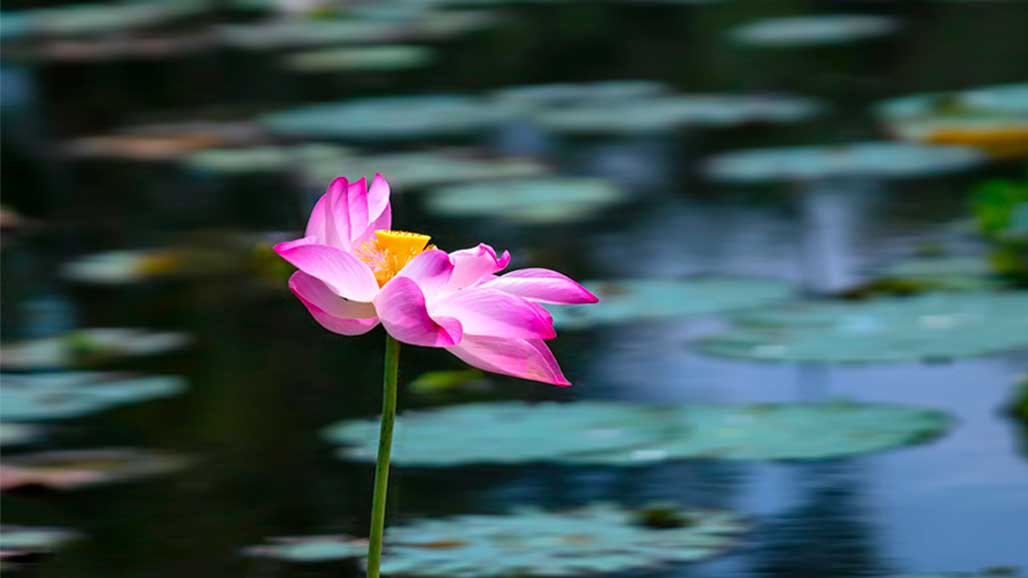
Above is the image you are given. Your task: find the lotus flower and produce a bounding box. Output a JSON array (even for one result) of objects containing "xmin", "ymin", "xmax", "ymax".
[{"xmin": 275, "ymin": 174, "xmax": 597, "ymax": 386}]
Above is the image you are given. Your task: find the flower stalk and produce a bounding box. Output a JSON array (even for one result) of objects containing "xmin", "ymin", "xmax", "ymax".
[{"xmin": 367, "ymin": 334, "xmax": 400, "ymax": 578}]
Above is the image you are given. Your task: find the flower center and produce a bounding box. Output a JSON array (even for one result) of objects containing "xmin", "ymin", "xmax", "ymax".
[{"xmin": 356, "ymin": 230, "xmax": 434, "ymax": 286}]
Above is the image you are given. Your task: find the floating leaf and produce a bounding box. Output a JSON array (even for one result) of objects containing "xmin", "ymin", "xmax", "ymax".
[
  {"xmin": 302, "ymin": 149, "xmax": 549, "ymax": 191},
  {"xmin": 247, "ymin": 504, "xmax": 747, "ymax": 576},
  {"xmin": 0, "ymin": 372, "xmax": 187, "ymax": 421},
  {"xmin": 262, "ymin": 96, "xmax": 515, "ymax": 141},
  {"xmin": 730, "ymin": 15, "xmax": 900, "ymax": 48},
  {"xmin": 875, "ymin": 84, "xmax": 1028, "ymax": 158},
  {"xmin": 0, "ymin": 526, "xmax": 79, "ymax": 561},
  {"xmin": 1, "ymin": 328, "xmax": 189, "ymax": 370},
  {"xmin": 493, "ymin": 80, "xmax": 668, "ymax": 110},
  {"xmin": 698, "ymin": 291, "xmax": 1028, "ymax": 363},
  {"xmin": 62, "ymin": 121, "xmax": 264, "ymax": 162},
  {"xmin": 60, "ymin": 245, "xmax": 251, "ymax": 286},
  {"xmin": 244, "ymin": 535, "xmax": 368, "ymax": 562},
  {"xmin": 0, "ymin": 424, "xmax": 43, "ymax": 447},
  {"xmin": 7, "ymin": 1, "xmax": 204, "ymax": 39},
  {"xmin": 703, "ymin": 142, "xmax": 985, "ymax": 183},
  {"xmin": 548, "ymin": 278, "xmax": 795, "ymax": 329},
  {"xmin": 408, "ymin": 369, "xmax": 489, "ymax": 395},
  {"xmin": 326, "ymin": 401, "xmax": 952, "ymax": 466},
  {"xmin": 424, "ymin": 177, "xmax": 626, "ymax": 224},
  {"xmin": 876, "ymin": 257, "xmax": 1000, "ymax": 292},
  {"xmin": 534, "ymin": 94, "xmax": 822, "ymax": 136},
  {"xmin": 282, "ymin": 45, "xmax": 435, "ymax": 73},
  {"xmin": 1, "ymin": 448, "xmax": 189, "ymax": 491},
  {"xmin": 217, "ymin": 12, "xmax": 493, "ymax": 50}
]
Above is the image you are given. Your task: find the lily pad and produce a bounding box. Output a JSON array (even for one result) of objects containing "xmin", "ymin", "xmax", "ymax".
[
  {"xmin": 244, "ymin": 535, "xmax": 368, "ymax": 562},
  {"xmin": 493, "ymin": 80, "xmax": 668, "ymax": 110},
  {"xmin": 247, "ymin": 504, "xmax": 747, "ymax": 575},
  {"xmin": 547, "ymin": 278, "xmax": 796, "ymax": 329},
  {"xmin": 877, "ymin": 257, "xmax": 1000, "ymax": 291},
  {"xmin": 184, "ymin": 143, "xmax": 354, "ymax": 176},
  {"xmin": 1, "ymin": 448, "xmax": 189, "ymax": 491},
  {"xmin": 326, "ymin": 402, "xmax": 666, "ymax": 466},
  {"xmin": 326, "ymin": 401, "xmax": 952, "ymax": 466},
  {"xmin": 703, "ymin": 142, "xmax": 985, "ymax": 184},
  {"xmin": 424, "ymin": 177, "xmax": 626, "ymax": 224},
  {"xmin": 730, "ymin": 15, "xmax": 900, "ymax": 48},
  {"xmin": 7, "ymin": 1, "xmax": 204, "ymax": 39},
  {"xmin": 875, "ymin": 84, "xmax": 1028, "ymax": 158},
  {"xmin": 698, "ymin": 291, "xmax": 1028, "ymax": 363},
  {"xmin": 1, "ymin": 328, "xmax": 190, "ymax": 370},
  {"xmin": 60, "ymin": 246, "xmax": 250, "ymax": 286},
  {"xmin": 62, "ymin": 121, "xmax": 264, "ymax": 162},
  {"xmin": 218, "ymin": 12, "xmax": 493, "ymax": 51},
  {"xmin": 303, "ymin": 149, "xmax": 550, "ymax": 191},
  {"xmin": 535, "ymin": 94, "xmax": 823, "ymax": 136},
  {"xmin": 0, "ymin": 526, "xmax": 79, "ymax": 560},
  {"xmin": 0, "ymin": 372, "xmax": 187, "ymax": 421},
  {"xmin": 282, "ymin": 45, "xmax": 435, "ymax": 73},
  {"xmin": 0, "ymin": 424, "xmax": 43, "ymax": 447},
  {"xmin": 262, "ymin": 95, "xmax": 514, "ymax": 142}
]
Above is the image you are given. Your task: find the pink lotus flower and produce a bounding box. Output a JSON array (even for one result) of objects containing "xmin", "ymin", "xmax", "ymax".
[{"xmin": 275, "ymin": 174, "xmax": 597, "ymax": 386}]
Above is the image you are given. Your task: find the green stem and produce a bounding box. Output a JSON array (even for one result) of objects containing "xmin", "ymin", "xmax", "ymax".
[{"xmin": 367, "ymin": 334, "xmax": 400, "ymax": 578}]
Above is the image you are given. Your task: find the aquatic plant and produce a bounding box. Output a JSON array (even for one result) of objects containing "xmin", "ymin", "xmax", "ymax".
[
  {"xmin": 971, "ymin": 177, "xmax": 1028, "ymax": 283},
  {"xmin": 325, "ymin": 401, "xmax": 952, "ymax": 466},
  {"xmin": 273, "ymin": 174, "xmax": 597, "ymax": 578},
  {"xmin": 246, "ymin": 504, "xmax": 748, "ymax": 576}
]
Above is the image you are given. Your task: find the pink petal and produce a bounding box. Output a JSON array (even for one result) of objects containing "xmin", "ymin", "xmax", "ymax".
[
  {"xmin": 482, "ymin": 268, "xmax": 599, "ymax": 304},
  {"xmin": 289, "ymin": 272, "xmax": 379, "ymax": 336},
  {"xmin": 446, "ymin": 244, "xmax": 512, "ymax": 291},
  {"xmin": 396, "ymin": 249, "xmax": 454, "ymax": 300},
  {"xmin": 447, "ymin": 335, "xmax": 570, "ymax": 386},
  {"xmin": 347, "ymin": 177, "xmax": 370, "ymax": 242},
  {"xmin": 324, "ymin": 177, "xmax": 352, "ymax": 250},
  {"xmin": 374, "ymin": 276, "xmax": 462, "ymax": 347},
  {"xmin": 367, "ymin": 173, "xmax": 390, "ymax": 223},
  {"xmin": 274, "ymin": 241, "xmax": 380, "ymax": 302},
  {"xmin": 351, "ymin": 174, "xmax": 392, "ymax": 246},
  {"xmin": 430, "ymin": 287, "xmax": 556, "ymax": 340}
]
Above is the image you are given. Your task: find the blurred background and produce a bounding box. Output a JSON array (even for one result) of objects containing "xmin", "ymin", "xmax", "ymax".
[{"xmin": 2, "ymin": 0, "xmax": 1028, "ymax": 577}]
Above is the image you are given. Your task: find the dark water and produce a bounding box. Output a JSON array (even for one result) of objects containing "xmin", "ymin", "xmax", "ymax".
[{"xmin": 3, "ymin": 1, "xmax": 1028, "ymax": 577}]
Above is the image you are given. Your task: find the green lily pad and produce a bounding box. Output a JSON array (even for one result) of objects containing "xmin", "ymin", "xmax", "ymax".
[
  {"xmin": 730, "ymin": 15, "xmax": 900, "ymax": 48},
  {"xmin": 0, "ymin": 526, "xmax": 79, "ymax": 559},
  {"xmin": 0, "ymin": 424, "xmax": 43, "ymax": 447},
  {"xmin": 493, "ymin": 80, "xmax": 668, "ymax": 110},
  {"xmin": 424, "ymin": 177, "xmax": 626, "ymax": 224},
  {"xmin": 7, "ymin": 1, "xmax": 204, "ymax": 39},
  {"xmin": 185, "ymin": 143, "xmax": 354, "ymax": 176},
  {"xmin": 698, "ymin": 291, "xmax": 1028, "ymax": 363},
  {"xmin": 409, "ymin": 369, "xmax": 490, "ymax": 395},
  {"xmin": 326, "ymin": 401, "xmax": 952, "ymax": 466},
  {"xmin": 874, "ymin": 84, "xmax": 1028, "ymax": 158},
  {"xmin": 0, "ymin": 372, "xmax": 187, "ymax": 421},
  {"xmin": 303, "ymin": 149, "xmax": 550, "ymax": 191},
  {"xmin": 244, "ymin": 535, "xmax": 368, "ymax": 562},
  {"xmin": 282, "ymin": 45, "xmax": 435, "ymax": 73},
  {"xmin": 1, "ymin": 328, "xmax": 190, "ymax": 370},
  {"xmin": 2, "ymin": 448, "xmax": 190, "ymax": 491},
  {"xmin": 326, "ymin": 401, "xmax": 666, "ymax": 466},
  {"xmin": 877, "ymin": 257, "xmax": 1000, "ymax": 291},
  {"xmin": 247, "ymin": 504, "xmax": 747, "ymax": 575},
  {"xmin": 535, "ymin": 94, "xmax": 823, "ymax": 136},
  {"xmin": 548, "ymin": 278, "xmax": 796, "ymax": 329},
  {"xmin": 262, "ymin": 96, "xmax": 514, "ymax": 142},
  {"xmin": 703, "ymin": 142, "xmax": 985, "ymax": 183},
  {"xmin": 60, "ymin": 246, "xmax": 250, "ymax": 286},
  {"xmin": 217, "ymin": 20, "xmax": 409, "ymax": 50}
]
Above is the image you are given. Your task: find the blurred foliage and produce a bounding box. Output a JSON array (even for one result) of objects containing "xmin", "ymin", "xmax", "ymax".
[{"xmin": 971, "ymin": 174, "xmax": 1028, "ymax": 283}]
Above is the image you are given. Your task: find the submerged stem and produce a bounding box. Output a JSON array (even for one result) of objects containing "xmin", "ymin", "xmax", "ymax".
[{"xmin": 367, "ymin": 334, "xmax": 400, "ymax": 578}]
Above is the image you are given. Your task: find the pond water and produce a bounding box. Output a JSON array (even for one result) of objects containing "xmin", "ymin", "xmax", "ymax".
[{"xmin": 2, "ymin": 1, "xmax": 1028, "ymax": 577}]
